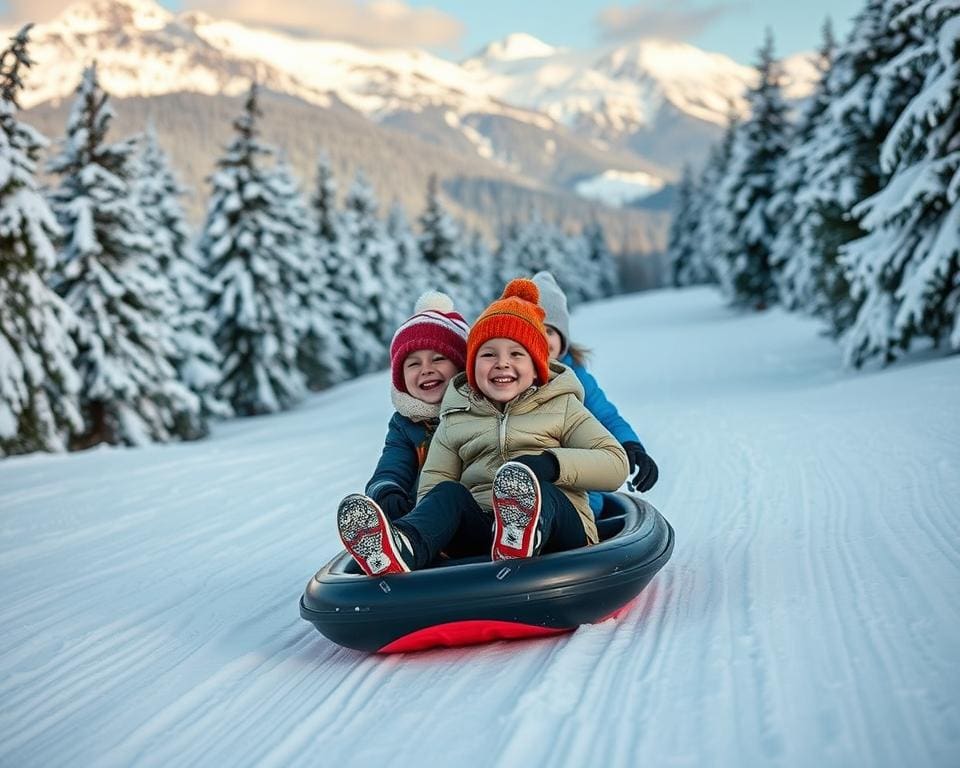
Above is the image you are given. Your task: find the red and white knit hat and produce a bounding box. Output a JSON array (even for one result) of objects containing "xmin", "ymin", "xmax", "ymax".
[{"xmin": 390, "ymin": 291, "xmax": 469, "ymax": 393}]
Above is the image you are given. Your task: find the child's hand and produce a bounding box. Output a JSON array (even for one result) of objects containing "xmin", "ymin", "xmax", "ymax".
[
  {"xmin": 622, "ymin": 442, "xmax": 659, "ymax": 492},
  {"xmin": 374, "ymin": 489, "xmax": 413, "ymax": 520},
  {"xmin": 511, "ymin": 453, "xmax": 560, "ymax": 484}
]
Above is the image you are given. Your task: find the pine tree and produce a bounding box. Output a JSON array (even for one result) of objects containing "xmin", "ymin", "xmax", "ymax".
[
  {"xmin": 696, "ymin": 109, "xmax": 738, "ymax": 287},
  {"xmin": 544, "ymin": 222, "xmax": 592, "ymax": 306},
  {"xmin": 135, "ymin": 127, "xmax": 230, "ymax": 437},
  {"xmin": 667, "ymin": 165, "xmax": 708, "ymax": 287},
  {"xmin": 841, "ymin": 0, "xmax": 960, "ymax": 365},
  {"xmin": 199, "ymin": 84, "xmax": 305, "ymax": 415},
  {"xmin": 341, "ymin": 171, "xmax": 400, "ymax": 366},
  {"xmin": 507, "ymin": 212, "xmax": 561, "ymax": 285},
  {"xmin": 583, "ymin": 221, "xmax": 620, "ymax": 298},
  {"xmin": 419, "ymin": 175, "xmax": 473, "ymax": 315},
  {"xmin": 715, "ymin": 30, "xmax": 791, "ymax": 309},
  {"xmin": 0, "ymin": 25, "xmax": 83, "ymax": 455},
  {"xmin": 48, "ymin": 64, "xmax": 194, "ymax": 447},
  {"xmin": 466, "ymin": 228, "xmax": 496, "ymax": 313},
  {"xmin": 270, "ymin": 156, "xmax": 346, "ymax": 390},
  {"xmin": 320, "ymin": 181, "xmax": 382, "ymax": 378},
  {"xmin": 768, "ymin": 18, "xmax": 837, "ymax": 311},
  {"xmin": 311, "ymin": 152, "xmax": 340, "ymax": 247},
  {"xmin": 798, "ymin": 0, "xmax": 915, "ymax": 336},
  {"xmin": 492, "ymin": 218, "xmax": 524, "ymax": 296},
  {"xmin": 386, "ymin": 201, "xmax": 427, "ymax": 316}
]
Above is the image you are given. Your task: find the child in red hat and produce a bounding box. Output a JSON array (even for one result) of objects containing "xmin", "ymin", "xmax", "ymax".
[
  {"xmin": 346, "ymin": 291, "xmax": 469, "ymax": 522},
  {"xmin": 337, "ymin": 279, "xmax": 628, "ymax": 575}
]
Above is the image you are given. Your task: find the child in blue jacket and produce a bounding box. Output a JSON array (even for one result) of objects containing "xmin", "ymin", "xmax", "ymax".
[
  {"xmin": 361, "ymin": 291, "xmax": 469, "ymax": 520},
  {"xmin": 532, "ymin": 271, "xmax": 658, "ymax": 515}
]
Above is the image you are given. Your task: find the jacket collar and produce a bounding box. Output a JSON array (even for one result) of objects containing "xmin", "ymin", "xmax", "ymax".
[{"xmin": 439, "ymin": 361, "xmax": 584, "ymax": 418}]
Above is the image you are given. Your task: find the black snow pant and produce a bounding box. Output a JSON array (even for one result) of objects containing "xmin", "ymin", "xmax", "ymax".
[{"xmin": 395, "ymin": 480, "xmax": 588, "ymax": 570}]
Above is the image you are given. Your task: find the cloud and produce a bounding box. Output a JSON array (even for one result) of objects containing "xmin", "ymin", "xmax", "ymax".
[
  {"xmin": 596, "ymin": 0, "xmax": 745, "ymax": 44},
  {"xmin": 1, "ymin": 0, "xmax": 73, "ymax": 25},
  {"xmin": 186, "ymin": 0, "xmax": 465, "ymax": 50}
]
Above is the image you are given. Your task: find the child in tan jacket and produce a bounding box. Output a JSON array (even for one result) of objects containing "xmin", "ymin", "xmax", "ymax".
[{"xmin": 337, "ymin": 279, "xmax": 628, "ymax": 576}]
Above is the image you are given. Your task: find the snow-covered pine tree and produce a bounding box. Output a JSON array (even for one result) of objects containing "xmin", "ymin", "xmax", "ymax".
[
  {"xmin": 545, "ymin": 224, "xmax": 595, "ymax": 306},
  {"xmin": 340, "ymin": 171, "xmax": 400, "ymax": 367},
  {"xmin": 0, "ymin": 25, "xmax": 83, "ymax": 456},
  {"xmin": 135, "ymin": 127, "xmax": 230, "ymax": 438},
  {"xmin": 386, "ymin": 201, "xmax": 427, "ymax": 318},
  {"xmin": 319, "ymin": 178, "xmax": 382, "ymax": 379},
  {"xmin": 466, "ymin": 228, "xmax": 495, "ymax": 314},
  {"xmin": 583, "ymin": 221, "xmax": 620, "ymax": 298},
  {"xmin": 310, "ymin": 152, "xmax": 361, "ymax": 379},
  {"xmin": 768, "ymin": 18, "xmax": 837, "ymax": 311},
  {"xmin": 696, "ymin": 108, "xmax": 739, "ymax": 288},
  {"xmin": 418, "ymin": 175, "xmax": 474, "ymax": 317},
  {"xmin": 715, "ymin": 30, "xmax": 791, "ymax": 309},
  {"xmin": 840, "ymin": 0, "xmax": 960, "ymax": 366},
  {"xmin": 199, "ymin": 83, "xmax": 306, "ymax": 416},
  {"xmin": 48, "ymin": 64, "xmax": 195, "ymax": 447},
  {"xmin": 517, "ymin": 210, "xmax": 579, "ymax": 284},
  {"xmin": 491, "ymin": 217, "xmax": 524, "ymax": 296},
  {"xmin": 311, "ymin": 152, "xmax": 339, "ymax": 248},
  {"xmin": 667, "ymin": 164, "xmax": 707, "ymax": 287},
  {"xmin": 797, "ymin": 0, "xmax": 915, "ymax": 336},
  {"xmin": 269, "ymin": 155, "xmax": 346, "ymax": 390}
]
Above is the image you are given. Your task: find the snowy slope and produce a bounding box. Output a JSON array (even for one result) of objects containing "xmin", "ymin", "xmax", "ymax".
[{"xmin": 2, "ymin": 287, "xmax": 959, "ymax": 767}]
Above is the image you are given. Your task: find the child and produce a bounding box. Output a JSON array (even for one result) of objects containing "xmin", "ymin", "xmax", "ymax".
[
  {"xmin": 361, "ymin": 291, "xmax": 469, "ymax": 521},
  {"xmin": 337, "ymin": 278, "xmax": 628, "ymax": 576},
  {"xmin": 532, "ymin": 270, "xmax": 658, "ymax": 515}
]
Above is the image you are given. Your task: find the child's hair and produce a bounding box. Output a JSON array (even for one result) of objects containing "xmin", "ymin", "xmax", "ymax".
[{"xmin": 567, "ymin": 342, "xmax": 591, "ymax": 367}]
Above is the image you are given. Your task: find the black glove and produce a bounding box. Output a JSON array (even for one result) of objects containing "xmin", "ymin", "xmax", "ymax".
[
  {"xmin": 511, "ymin": 453, "xmax": 560, "ymax": 484},
  {"xmin": 374, "ymin": 489, "xmax": 412, "ymax": 521},
  {"xmin": 622, "ymin": 442, "xmax": 658, "ymax": 492}
]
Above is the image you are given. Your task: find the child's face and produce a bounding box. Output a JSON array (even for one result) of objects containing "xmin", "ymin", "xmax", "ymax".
[
  {"xmin": 403, "ymin": 350, "xmax": 459, "ymax": 404},
  {"xmin": 474, "ymin": 338, "xmax": 536, "ymax": 404},
  {"xmin": 545, "ymin": 325, "xmax": 563, "ymax": 360}
]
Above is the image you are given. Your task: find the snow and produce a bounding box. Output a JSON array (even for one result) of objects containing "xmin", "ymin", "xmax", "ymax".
[
  {"xmin": 574, "ymin": 169, "xmax": 665, "ymax": 207},
  {"xmin": 471, "ymin": 33, "xmax": 559, "ymax": 62},
  {"xmin": 1, "ymin": 287, "xmax": 959, "ymax": 766}
]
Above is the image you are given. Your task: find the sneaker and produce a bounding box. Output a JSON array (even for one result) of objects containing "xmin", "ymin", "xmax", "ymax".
[
  {"xmin": 491, "ymin": 462, "xmax": 543, "ymax": 561},
  {"xmin": 337, "ymin": 494, "xmax": 413, "ymax": 575}
]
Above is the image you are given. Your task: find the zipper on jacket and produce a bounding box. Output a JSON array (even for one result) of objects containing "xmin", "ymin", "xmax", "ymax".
[{"xmin": 498, "ymin": 411, "xmax": 508, "ymax": 460}]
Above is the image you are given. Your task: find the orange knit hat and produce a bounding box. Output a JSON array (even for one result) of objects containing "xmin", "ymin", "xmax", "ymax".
[{"xmin": 466, "ymin": 278, "xmax": 550, "ymax": 389}]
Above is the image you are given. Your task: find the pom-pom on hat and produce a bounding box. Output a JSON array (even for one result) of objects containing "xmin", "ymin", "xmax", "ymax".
[
  {"xmin": 532, "ymin": 270, "xmax": 570, "ymax": 357},
  {"xmin": 466, "ymin": 278, "xmax": 550, "ymax": 390},
  {"xmin": 390, "ymin": 291, "xmax": 469, "ymax": 394}
]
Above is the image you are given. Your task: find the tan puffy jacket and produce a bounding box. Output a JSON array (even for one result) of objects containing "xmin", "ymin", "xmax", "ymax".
[{"xmin": 417, "ymin": 362, "xmax": 629, "ymax": 544}]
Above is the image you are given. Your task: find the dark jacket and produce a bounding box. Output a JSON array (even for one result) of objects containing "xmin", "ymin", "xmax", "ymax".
[{"xmin": 364, "ymin": 412, "xmax": 436, "ymax": 504}]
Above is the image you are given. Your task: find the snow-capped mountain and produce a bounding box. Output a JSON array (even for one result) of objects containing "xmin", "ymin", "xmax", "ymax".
[
  {"xmin": 5, "ymin": 0, "xmax": 820, "ymax": 235},
  {"xmin": 9, "ymin": 1, "xmax": 815, "ymax": 181}
]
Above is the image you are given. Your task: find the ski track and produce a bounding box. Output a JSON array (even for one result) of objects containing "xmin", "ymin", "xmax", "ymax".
[{"xmin": 1, "ymin": 288, "xmax": 959, "ymax": 767}]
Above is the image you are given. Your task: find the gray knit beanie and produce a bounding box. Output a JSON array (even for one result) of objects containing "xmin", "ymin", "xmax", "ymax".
[{"xmin": 532, "ymin": 271, "xmax": 570, "ymax": 357}]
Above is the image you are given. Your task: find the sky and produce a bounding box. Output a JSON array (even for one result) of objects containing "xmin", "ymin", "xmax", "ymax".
[{"xmin": 2, "ymin": 0, "xmax": 865, "ymax": 64}]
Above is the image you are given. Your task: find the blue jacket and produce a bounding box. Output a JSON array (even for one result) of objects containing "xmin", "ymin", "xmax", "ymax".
[
  {"xmin": 562, "ymin": 353, "xmax": 642, "ymax": 448},
  {"xmin": 365, "ymin": 412, "xmax": 436, "ymax": 504}
]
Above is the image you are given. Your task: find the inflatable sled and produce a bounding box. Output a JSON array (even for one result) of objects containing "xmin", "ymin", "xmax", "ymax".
[{"xmin": 299, "ymin": 492, "xmax": 674, "ymax": 653}]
